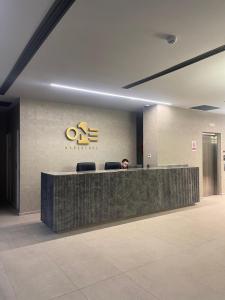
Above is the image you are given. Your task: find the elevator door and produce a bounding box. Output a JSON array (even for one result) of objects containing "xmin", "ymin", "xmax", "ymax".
[{"xmin": 203, "ymin": 133, "xmax": 218, "ymax": 196}]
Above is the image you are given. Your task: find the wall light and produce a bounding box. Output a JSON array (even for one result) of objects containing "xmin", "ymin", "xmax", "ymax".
[{"xmin": 50, "ymin": 83, "xmax": 171, "ymax": 106}]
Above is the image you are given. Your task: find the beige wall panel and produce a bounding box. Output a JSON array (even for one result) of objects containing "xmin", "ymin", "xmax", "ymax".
[
  {"xmin": 144, "ymin": 104, "xmax": 225, "ymax": 197},
  {"xmin": 143, "ymin": 105, "xmax": 158, "ymax": 167},
  {"xmin": 20, "ymin": 99, "xmax": 136, "ymax": 213}
]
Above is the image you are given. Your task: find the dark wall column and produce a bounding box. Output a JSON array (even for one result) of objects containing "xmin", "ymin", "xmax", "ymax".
[{"xmin": 136, "ymin": 111, "xmax": 143, "ymax": 166}]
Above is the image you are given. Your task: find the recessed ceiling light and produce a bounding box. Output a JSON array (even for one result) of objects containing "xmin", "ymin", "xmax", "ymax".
[{"xmin": 50, "ymin": 83, "xmax": 171, "ymax": 106}]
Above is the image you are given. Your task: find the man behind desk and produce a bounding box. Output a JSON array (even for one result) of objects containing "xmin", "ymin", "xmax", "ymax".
[{"xmin": 121, "ymin": 158, "xmax": 129, "ymax": 169}]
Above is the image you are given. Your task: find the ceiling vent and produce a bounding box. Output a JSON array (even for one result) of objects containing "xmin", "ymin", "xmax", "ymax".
[
  {"xmin": 0, "ymin": 101, "xmax": 12, "ymax": 108},
  {"xmin": 191, "ymin": 105, "xmax": 219, "ymax": 111}
]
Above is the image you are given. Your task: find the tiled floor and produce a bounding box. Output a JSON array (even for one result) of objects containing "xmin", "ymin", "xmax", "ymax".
[{"xmin": 1, "ymin": 196, "xmax": 225, "ymax": 299}]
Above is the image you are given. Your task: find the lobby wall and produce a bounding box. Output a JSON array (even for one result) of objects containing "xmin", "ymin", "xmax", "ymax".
[
  {"xmin": 20, "ymin": 98, "xmax": 136, "ymax": 213},
  {"xmin": 144, "ymin": 104, "xmax": 225, "ymax": 197}
]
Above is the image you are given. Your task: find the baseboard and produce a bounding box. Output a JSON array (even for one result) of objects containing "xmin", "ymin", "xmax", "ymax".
[{"xmin": 19, "ymin": 210, "xmax": 40, "ymax": 216}]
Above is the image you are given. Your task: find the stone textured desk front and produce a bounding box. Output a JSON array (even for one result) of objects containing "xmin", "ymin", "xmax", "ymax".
[{"xmin": 41, "ymin": 167, "xmax": 199, "ymax": 232}]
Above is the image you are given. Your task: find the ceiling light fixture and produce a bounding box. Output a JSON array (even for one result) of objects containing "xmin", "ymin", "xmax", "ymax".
[{"xmin": 50, "ymin": 83, "xmax": 171, "ymax": 106}]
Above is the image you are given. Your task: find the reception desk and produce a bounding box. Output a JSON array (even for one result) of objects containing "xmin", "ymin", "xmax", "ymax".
[{"xmin": 41, "ymin": 167, "xmax": 199, "ymax": 232}]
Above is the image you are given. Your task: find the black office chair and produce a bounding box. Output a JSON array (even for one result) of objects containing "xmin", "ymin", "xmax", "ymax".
[
  {"xmin": 105, "ymin": 162, "xmax": 121, "ymax": 170},
  {"xmin": 76, "ymin": 162, "xmax": 96, "ymax": 172}
]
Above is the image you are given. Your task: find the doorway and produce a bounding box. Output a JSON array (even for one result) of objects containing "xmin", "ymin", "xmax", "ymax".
[
  {"xmin": 0, "ymin": 102, "xmax": 20, "ymax": 212},
  {"xmin": 202, "ymin": 132, "xmax": 220, "ymax": 197}
]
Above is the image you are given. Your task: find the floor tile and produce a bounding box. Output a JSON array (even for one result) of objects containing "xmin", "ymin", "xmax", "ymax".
[
  {"xmin": 0, "ymin": 262, "xmax": 17, "ymax": 300},
  {"xmin": 197, "ymin": 269, "xmax": 225, "ymax": 294},
  {"xmin": 81, "ymin": 274, "xmax": 157, "ymax": 300},
  {"xmin": 57, "ymin": 253, "xmax": 121, "ymax": 288},
  {"xmin": 1, "ymin": 196, "xmax": 225, "ymax": 299},
  {"xmin": 52, "ymin": 290, "xmax": 87, "ymax": 300},
  {"xmin": 1, "ymin": 246, "xmax": 76, "ymax": 300},
  {"xmin": 127, "ymin": 264, "xmax": 225, "ymax": 300}
]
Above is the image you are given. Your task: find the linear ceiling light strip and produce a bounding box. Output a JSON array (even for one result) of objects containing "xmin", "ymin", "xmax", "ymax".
[
  {"xmin": 123, "ymin": 44, "xmax": 225, "ymax": 89},
  {"xmin": 0, "ymin": 0, "xmax": 76, "ymax": 95},
  {"xmin": 50, "ymin": 83, "xmax": 171, "ymax": 105}
]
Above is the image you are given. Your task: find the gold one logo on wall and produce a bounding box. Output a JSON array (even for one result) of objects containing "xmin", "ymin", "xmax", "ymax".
[{"xmin": 65, "ymin": 122, "xmax": 99, "ymax": 145}]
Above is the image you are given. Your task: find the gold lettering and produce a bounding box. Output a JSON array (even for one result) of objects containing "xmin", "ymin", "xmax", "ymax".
[
  {"xmin": 78, "ymin": 122, "xmax": 88, "ymax": 133},
  {"xmin": 65, "ymin": 127, "xmax": 78, "ymax": 141},
  {"xmin": 65, "ymin": 122, "xmax": 99, "ymax": 145},
  {"xmin": 77, "ymin": 134, "xmax": 89, "ymax": 145}
]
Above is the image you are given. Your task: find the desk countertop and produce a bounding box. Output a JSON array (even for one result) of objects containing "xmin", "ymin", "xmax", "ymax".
[{"xmin": 42, "ymin": 165, "xmax": 194, "ymax": 176}]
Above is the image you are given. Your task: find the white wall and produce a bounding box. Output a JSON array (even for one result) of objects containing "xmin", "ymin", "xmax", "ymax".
[
  {"xmin": 144, "ymin": 105, "xmax": 225, "ymax": 197},
  {"xmin": 20, "ymin": 98, "xmax": 136, "ymax": 213}
]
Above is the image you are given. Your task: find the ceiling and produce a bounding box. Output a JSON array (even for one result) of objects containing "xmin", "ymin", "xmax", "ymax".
[
  {"xmin": 4, "ymin": 0, "xmax": 225, "ymax": 112},
  {"xmin": 0, "ymin": 0, "xmax": 54, "ymax": 86}
]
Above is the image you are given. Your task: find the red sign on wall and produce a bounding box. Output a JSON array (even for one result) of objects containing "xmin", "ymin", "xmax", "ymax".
[{"xmin": 192, "ymin": 140, "xmax": 197, "ymax": 151}]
